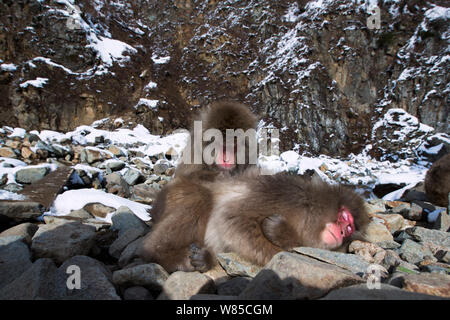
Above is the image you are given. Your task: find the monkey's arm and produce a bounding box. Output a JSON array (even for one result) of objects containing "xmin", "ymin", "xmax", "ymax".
[{"xmin": 261, "ymin": 214, "xmax": 301, "ymax": 249}]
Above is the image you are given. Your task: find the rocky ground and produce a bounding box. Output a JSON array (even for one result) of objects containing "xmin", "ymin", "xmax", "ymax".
[{"xmin": 0, "ymin": 122, "xmax": 449, "ymax": 300}]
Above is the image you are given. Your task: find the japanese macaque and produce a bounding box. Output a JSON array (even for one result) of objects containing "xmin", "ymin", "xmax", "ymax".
[
  {"xmin": 139, "ymin": 170, "xmax": 370, "ymax": 273},
  {"xmin": 425, "ymin": 153, "xmax": 450, "ymax": 207},
  {"xmin": 151, "ymin": 101, "xmax": 258, "ymax": 222},
  {"xmin": 175, "ymin": 101, "xmax": 258, "ymax": 180}
]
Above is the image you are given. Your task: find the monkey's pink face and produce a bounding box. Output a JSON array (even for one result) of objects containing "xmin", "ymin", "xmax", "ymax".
[
  {"xmin": 320, "ymin": 207, "xmax": 355, "ymax": 249},
  {"xmin": 215, "ymin": 148, "xmax": 236, "ymax": 170}
]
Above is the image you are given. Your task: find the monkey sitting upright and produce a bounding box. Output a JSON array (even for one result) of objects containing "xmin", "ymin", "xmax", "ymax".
[
  {"xmin": 151, "ymin": 101, "xmax": 258, "ymax": 222},
  {"xmin": 424, "ymin": 153, "xmax": 450, "ymax": 207},
  {"xmin": 139, "ymin": 170, "xmax": 370, "ymax": 273}
]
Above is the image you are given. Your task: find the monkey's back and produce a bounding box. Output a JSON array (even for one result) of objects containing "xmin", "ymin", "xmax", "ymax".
[{"xmin": 425, "ymin": 153, "xmax": 450, "ymax": 207}]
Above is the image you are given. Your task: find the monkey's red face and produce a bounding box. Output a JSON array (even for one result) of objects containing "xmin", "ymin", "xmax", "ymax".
[
  {"xmin": 215, "ymin": 147, "xmax": 236, "ymax": 170},
  {"xmin": 320, "ymin": 207, "xmax": 355, "ymax": 248}
]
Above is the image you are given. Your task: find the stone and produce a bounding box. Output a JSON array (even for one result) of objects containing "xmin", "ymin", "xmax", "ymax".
[
  {"xmin": 123, "ymin": 168, "xmax": 144, "ymax": 186},
  {"xmin": 123, "ymin": 286, "xmax": 154, "ymax": 300},
  {"xmin": 118, "ymin": 237, "xmax": 144, "ymax": 267},
  {"xmin": 105, "ymin": 172, "xmax": 130, "ymax": 198},
  {"xmin": 321, "ymin": 283, "xmax": 445, "ymax": 300},
  {"xmin": 190, "ymin": 294, "xmax": 237, "ymax": 300},
  {"xmin": 217, "ymin": 277, "xmax": 252, "ymax": 296},
  {"xmin": 153, "ymin": 159, "xmax": 170, "ymax": 175},
  {"xmin": 111, "ymin": 206, "xmax": 149, "ymax": 237},
  {"xmin": 112, "ymin": 263, "xmax": 169, "ymax": 290},
  {"xmin": 420, "ymin": 261, "xmax": 450, "ymax": 275},
  {"xmin": 406, "ymin": 226, "xmax": 450, "ymax": 249},
  {"xmin": 239, "ymin": 252, "xmax": 363, "ymax": 300},
  {"xmin": 80, "ymin": 148, "xmax": 104, "ymax": 164},
  {"xmin": 348, "ymin": 241, "xmax": 384, "ymax": 264},
  {"xmin": 108, "ymin": 145, "xmax": 125, "ymax": 157},
  {"xmin": 0, "ymin": 258, "xmax": 59, "ymax": 300},
  {"xmin": 431, "ymin": 210, "xmax": 450, "ymax": 232},
  {"xmin": 130, "ymin": 183, "xmax": 157, "ymax": 205},
  {"xmin": 0, "ymin": 222, "xmax": 38, "ymax": 244},
  {"xmin": 21, "ymin": 146, "xmax": 35, "ymax": 159},
  {"xmin": 0, "ymin": 239, "xmax": 32, "ymax": 290},
  {"xmin": 363, "ymin": 220, "xmax": 394, "ymax": 243},
  {"xmin": 400, "ymin": 273, "xmax": 450, "ymax": 298},
  {"xmin": 83, "ymin": 202, "xmax": 116, "ymax": 218},
  {"xmin": 15, "ymin": 166, "xmax": 50, "ymax": 184},
  {"xmin": 0, "ymin": 200, "xmax": 44, "ymax": 219},
  {"xmin": 58, "ymin": 255, "xmax": 120, "ymax": 300},
  {"xmin": 404, "ymin": 203, "xmax": 424, "ymax": 221},
  {"xmin": 158, "ymin": 271, "xmax": 215, "ymax": 300},
  {"xmin": 390, "ymin": 202, "xmax": 411, "ymax": 215},
  {"xmin": 381, "ymin": 214, "xmax": 405, "ymax": 233},
  {"xmin": 0, "ymin": 147, "xmax": 17, "ymax": 158},
  {"xmin": 31, "ymin": 221, "xmax": 97, "ymax": 264},
  {"xmin": 106, "ymin": 160, "xmax": 125, "ymax": 172},
  {"xmin": 398, "ymin": 239, "xmax": 436, "ymax": 265},
  {"xmin": 108, "ymin": 228, "xmax": 147, "ymax": 259},
  {"xmin": 216, "ymin": 252, "xmax": 262, "ymax": 278},
  {"xmin": 67, "ymin": 209, "xmax": 93, "ymax": 220}
]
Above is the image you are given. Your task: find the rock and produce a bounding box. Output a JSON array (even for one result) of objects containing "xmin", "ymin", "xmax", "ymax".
[
  {"xmin": 153, "ymin": 159, "xmax": 170, "ymax": 175},
  {"xmin": 364, "ymin": 202, "xmax": 385, "ymax": 215},
  {"xmin": 108, "ymin": 145, "xmax": 125, "ymax": 157},
  {"xmin": 0, "ymin": 200, "xmax": 44, "ymax": 219},
  {"xmin": 158, "ymin": 271, "xmax": 215, "ymax": 300},
  {"xmin": 348, "ymin": 241, "xmax": 385, "ymax": 264},
  {"xmin": 0, "ymin": 147, "xmax": 17, "ymax": 158},
  {"xmin": 217, "ymin": 277, "xmax": 252, "ymax": 296},
  {"xmin": 321, "ymin": 283, "xmax": 445, "ymax": 300},
  {"xmin": 190, "ymin": 294, "xmax": 237, "ymax": 300},
  {"xmin": 123, "ymin": 168, "xmax": 144, "ymax": 186},
  {"xmin": 431, "ymin": 210, "xmax": 450, "ymax": 232},
  {"xmin": 398, "ymin": 239, "xmax": 436, "ymax": 265},
  {"xmin": 406, "ymin": 226, "xmax": 450, "ymax": 249},
  {"xmin": 109, "ymin": 228, "xmax": 147, "ymax": 259},
  {"xmin": 112, "ymin": 263, "xmax": 169, "ymax": 290},
  {"xmin": 15, "ymin": 166, "xmax": 50, "ymax": 184},
  {"xmin": 106, "ymin": 160, "xmax": 125, "ymax": 172},
  {"xmin": 3, "ymin": 183, "xmax": 23, "ymax": 192},
  {"xmin": 203, "ymin": 264, "xmax": 230, "ymax": 286},
  {"xmin": 80, "ymin": 148, "xmax": 104, "ymax": 164},
  {"xmin": 381, "ymin": 214, "xmax": 405, "ymax": 233},
  {"xmin": 239, "ymin": 252, "xmax": 363, "ymax": 300},
  {"xmin": 58, "ymin": 255, "xmax": 120, "ymax": 300},
  {"xmin": 0, "ymin": 173, "xmax": 7, "ymax": 185},
  {"xmin": 216, "ymin": 252, "xmax": 262, "ymax": 278},
  {"xmin": 294, "ymin": 247, "xmax": 379, "ymax": 276},
  {"xmin": 399, "ymin": 272, "xmax": 450, "ymax": 298},
  {"xmin": 420, "ymin": 261, "xmax": 450, "ymax": 275},
  {"xmin": 376, "ymin": 240, "xmax": 401, "ymax": 250},
  {"xmin": 0, "ymin": 222, "xmax": 38, "ymax": 244},
  {"xmin": 403, "ymin": 203, "xmax": 424, "ymax": 221},
  {"xmin": 111, "ymin": 206, "xmax": 149, "ymax": 237},
  {"xmin": 118, "ymin": 237, "xmax": 144, "ymax": 267},
  {"xmin": 382, "ymin": 250, "xmax": 402, "ymax": 270},
  {"xmin": 105, "ymin": 172, "xmax": 130, "ymax": 198},
  {"xmin": 130, "ymin": 183, "xmax": 157, "ymax": 204},
  {"xmin": 67, "ymin": 209, "xmax": 93, "ymax": 220},
  {"xmin": 123, "ymin": 286, "xmax": 154, "ymax": 300},
  {"xmin": 83, "ymin": 202, "xmax": 116, "ymax": 218},
  {"xmin": 165, "ymin": 167, "xmax": 175, "ymax": 176},
  {"xmin": 0, "ymin": 258, "xmax": 59, "ymax": 300},
  {"xmin": 363, "ymin": 220, "xmax": 394, "ymax": 243},
  {"xmin": 436, "ymin": 250, "xmax": 450, "ymax": 264},
  {"xmin": 31, "ymin": 221, "xmax": 97, "ymax": 264},
  {"xmin": 83, "ymin": 218, "xmax": 111, "ymax": 231},
  {"xmin": 0, "ymin": 239, "xmax": 32, "ymax": 290},
  {"xmin": 21, "ymin": 146, "xmax": 35, "ymax": 159}
]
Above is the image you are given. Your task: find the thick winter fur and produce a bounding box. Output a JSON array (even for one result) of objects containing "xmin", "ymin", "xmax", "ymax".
[
  {"xmin": 139, "ymin": 170, "xmax": 369, "ymax": 272},
  {"xmin": 175, "ymin": 101, "xmax": 258, "ymax": 179},
  {"xmin": 425, "ymin": 153, "xmax": 450, "ymax": 207}
]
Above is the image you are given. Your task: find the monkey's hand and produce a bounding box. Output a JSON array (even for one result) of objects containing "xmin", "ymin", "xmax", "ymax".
[{"xmin": 189, "ymin": 243, "xmax": 213, "ymax": 272}]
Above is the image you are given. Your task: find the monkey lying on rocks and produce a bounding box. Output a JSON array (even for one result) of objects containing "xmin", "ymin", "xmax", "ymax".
[{"xmin": 139, "ymin": 170, "xmax": 370, "ymax": 273}]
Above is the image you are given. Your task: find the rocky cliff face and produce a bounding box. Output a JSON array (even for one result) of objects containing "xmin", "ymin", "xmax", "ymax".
[{"xmin": 0, "ymin": 0, "xmax": 448, "ymax": 159}]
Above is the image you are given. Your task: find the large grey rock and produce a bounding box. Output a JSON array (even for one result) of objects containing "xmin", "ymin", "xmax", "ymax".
[
  {"xmin": 110, "ymin": 206, "xmax": 149, "ymax": 237},
  {"xmin": 118, "ymin": 237, "xmax": 144, "ymax": 267},
  {"xmin": 217, "ymin": 277, "xmax": 252, "ymax": 296},
  {"xmin": 216, "ymin": 252, "xmax": 262, "ymax": 278},
  {"xmin": 398, "ymin": 239, "xmax": 436, "ymax": 265},
  {"xmin": 0, "ymin": 201, "xmax": 44, "ymax": 219},
  {"xmin": 123, "ymin": 286, "xmax": 154, "ymax": 300},
  {"xmin": 0, "ymin": 258, "xmax": 59, "ymax": 299},
  {"xmin": 130, "ymin": 183, "xmax": 157, "ymax": 205},
  {"xmin": 15, "ymin": 166, "xmax": 49, "ymax": 184},
  {"xmin": 80, "ymin": 148, "xmax": 104, "ymax": 164},
  {"xmin": 321, "ymin": 283, "xmax": 446, "ymax": 300},
  {"xmin": 158, "ymin": 271, "xmax": 215, "ymax": 300},
  {"xmin": 83, "ymin": 202, "xmax": 115, "ymax": 218},
  {"xmin": 58, "ymin": 255, "xmax": 120, "ymax": 300},
  {"xmin": 0, "ymin": 239, "xmax": 32, "ymax": 290},
  {"xmin": 109, "ymin": 228, "xmax": 147, "ymax": 259},
  {"xmin": 0, "ymin": 222, "xmax": 38, "ymax": 244},
  {"xmin": 406, "ymin": 227, "xmax": 450, "ymax": 249},
  {"xmin": 123, "ymin": 168, "xmax": 144, "ymax": 186},
  {"xmin": 31, "ymin": 221, "xmax": 97, "ymax": 264},
  {"xmin": 239, "ymin": 252, "xmax": 363, "ymax": 300},
  {"xmin": 105, "ymin": 172, "xmax": 130, "ymax": 198},
  {"xmin": 112, "ymin": 263, "xmax": 169, "ymax": 290},
  {"xmin": 364, "ymin": 220, "xmax": 394, "ymax": 243},
  {"xmin": 293, "ymin": 247, "xmax": 378, "ymax": 277},
  {"xmin": 396, "ymin": 272, "xmax": 450, "ymax": 298}
]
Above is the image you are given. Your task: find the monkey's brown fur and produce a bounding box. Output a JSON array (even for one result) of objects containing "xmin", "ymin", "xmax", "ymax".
[
  {"xmin": 425, "ymin": 153, "xmax": 450, "ymax": 207},
  {"xmin": 175, "ymin": 101, "xmax": 258, "ymax": 179},
  {"xmin": 140, "ymin": 170, "xmax": 370, "ymax": 273}
]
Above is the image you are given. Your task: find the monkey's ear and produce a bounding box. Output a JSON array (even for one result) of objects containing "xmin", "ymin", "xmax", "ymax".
[{"xmin": 262, "ymin": 214, "xmax": 299, "ymax": 250}]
